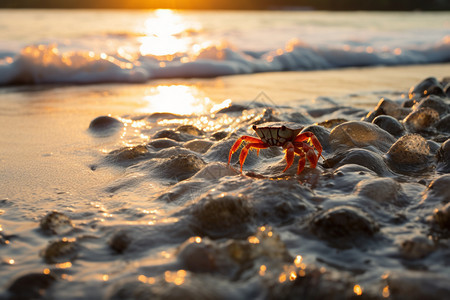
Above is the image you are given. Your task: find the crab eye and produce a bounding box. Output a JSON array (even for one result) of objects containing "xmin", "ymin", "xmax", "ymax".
[
  {"xmin": 281, "ymin": 125, "xmax": 286, "ymax": 131},
  {"xmin": 252, "ymin": 125, "xmax": 257, "ymax": 130}
]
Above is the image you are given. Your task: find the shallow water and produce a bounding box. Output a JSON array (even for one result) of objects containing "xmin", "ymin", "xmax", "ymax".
[
  {"xmin": 1, "ymin": 73, "xmax": 449, "ymax": 299},
  {"xmin": 0, "ymin": 9, "xmax": 449, "ymax": 85}
]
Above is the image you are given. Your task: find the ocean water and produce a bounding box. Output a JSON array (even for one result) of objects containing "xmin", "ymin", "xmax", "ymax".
[
  {"xmin": 1, "ymin": 9, "xmax": 450, "ymax": 300},
  {"xmin": 0, "ymin": 9, "xmax": 449, "ymax": 85}
]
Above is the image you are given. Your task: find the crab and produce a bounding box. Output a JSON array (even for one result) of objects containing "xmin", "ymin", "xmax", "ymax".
[{"xmin": 228, "ymin": 122, "xmax": 323, "ymax": 174}]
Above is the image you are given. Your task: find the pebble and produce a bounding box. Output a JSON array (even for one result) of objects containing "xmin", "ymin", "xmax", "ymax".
[
  {"xmin": 412, "ymin": 95, "xmax": 449, "ymax": 118},
  {"xmin": 176, "ymin": 125, "xmax": 205, "ymax": 136},
  {"xmin": 7, "ymin": 272, "xmax": 56, "ymax": 299},
  {"xmin": 40, "ymin": 211, "xmax": 74, "ymax": 235},
  {"xmin": 403, "ymin": 107, "xmax": 439, "ymax": 133},
  {"xmin": 385, "ymin": 271, "xmax": 450, "ymax": 300},
  {"xmin": 191, "ymin": 193, "xmax": 254, "ymax": 239},
  {"xmin": 329, "ymin": 121, "xmax": 396, "ymax": 153},
  {"xmin": 106, "ymin": 145, "xmax": 150, "ymax": 165},
  {"xmin": 153, "ymin": 154, "xmax": 206, "ymax": 181},
  {"xmin": 147, "ymin": 138, "xmax": 180, "ymax": 149},
  {"xmin": 436, "ymin": 139, "xmax": 450, "ymax": 173},
  {"xmin": 211, "ymin": 131, "xmax": 229, "ymax": 141},
  {"xmin": 364, "ymin": 98, "xmax": 410, "ymax": 122},
  {"xmin": 88, "ymin": 115, "xmax": 122, "ymax": 135},
  {"xmin": 309, "ymin": 205, "xmax": 379, "ymax": 248},
  {"xmin": 325, "ymin": 148, "xmax": 390, "ymax": 176},
  {"xmin": 435, "ymin": 114, "xmax": 450, "ymax": 133},
  {"xmin": 176, "ymin": 237, "xmax": 217, "ymax": 273},
  {"xmin": 40, "ymin": 238, "xmax": 79, "ymax": 264},
  {"xmin": 422, "ymin": 174, "xmax": 450, "ymax": 203},
  {"xmin": 432, "ymin": 203, "xmax": 450, "ymax": 230},
  {"xmin": 372, "ymin": 115, "xmax": 405, "ymax": 137},
  {"xmin": 354, "ymin": 177, "xmax": 404, "ymax": 206},
  {"xmin": 152, "ymin": 129, "xmax": 184, "ymax": 141},
  {"xmin": 183, "ymin": 139, "xmax": 214, "ymax": 153},
  {"xmin": 409, "ymin": 76, "xmax": 446, "ymax": 99},
  {"xmin": 399, "ymin": 236, "xmax": 435, "ymax": 260},
  {"xmin": 386, "ymin": 134, "xmax": 432, "ymax": 173},
  {"xmin": 108, "ymin": 230, "xmax": 132, "ymax": 254}
]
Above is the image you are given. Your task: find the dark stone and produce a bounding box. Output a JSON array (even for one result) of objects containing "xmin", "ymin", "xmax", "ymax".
[
  {"xmin": 309, "ymin": 206, "xmax": 379, "ymax": 248},
  {"xmin": 39, "ymin": 211, "xmax": 73, "ymax": 235},
  {"xmin": 409, "ymin": 77, "xmax": 446, "ymax": 99},
  {"xmin": 372, "ymin": 115, "xmax": 405, "ymax": 137},
  {"xmin": 109, "ymin": 231, "xmax": 132, "ymax": 254},
  {"xmin": 89, "ymin": 116, "xmax": 123, "ymax": 132},
  {"xmin": 8, "ymin": 272, "xmax": 56, "ymax": 299}
]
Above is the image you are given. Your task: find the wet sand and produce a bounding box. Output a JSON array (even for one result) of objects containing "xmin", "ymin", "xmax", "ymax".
[
  {"xmin": 1, "ymin": 63, "xmax": 450, "ymax": 299},
  {"xmin": 2, "ymin": 64, "xmax": 449, "ymax": 200}
]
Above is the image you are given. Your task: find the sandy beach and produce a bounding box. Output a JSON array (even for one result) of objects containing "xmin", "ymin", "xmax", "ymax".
[
  {"xmin": 1, "ymin": 41, "xmax": 450, "ymax": 300},
  {"xmin": 2, "ymin": 64, "xmax": 449, "ymax": 201}
]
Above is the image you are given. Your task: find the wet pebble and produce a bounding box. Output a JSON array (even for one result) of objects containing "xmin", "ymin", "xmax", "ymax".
[
  {"xmin": 7, "ymin": 272, "xmax": 57, "ymax": 300},
  {"xmin": 183, "ymin": 139, "xmax": 213, "ymax": 153},
  {"xmin": 316, "ymin": 118, "xmax": 347, "ymax": 130},
  {"xmin": 176, "ymin": 125, "xmax": 204, "ymax": 136},
  {"xmin": 40, "ymin": 238, "xmax": 79, "ymax": 264},
  {"xmin": 372, "ymin": 115, "xmax": 405, "ymax": 137},
  {"xmin": 88, "ymin": 115, "xmax": 122, "ymax": 135},
  {"xmin": 329, "ymin": 121, "xmax": 396, "ymax": 153},
  {"xmin": 354, "ymin": 177, "xmax": 405, "ymax": 206},
  {"xmin": 432, "ymin": 203, "xmax": 450, "ymax": 230},
  {"xmin": 152, "ymin": 129, "xmax": 185, "ymax": 141},
  {"xmin": 309, "ymin": 205, "xmax": 379, "ymax": 248},
  {"xmin": 106, "ymin": 145, "xmax": 150, "ymax": 163},
  {"xmin": 363, "ymin": 98, "xmax": 410, "ymax": 122},
  {"xmin": 325, "ymin": 148, "xmax": 390, "ymax": 176},
  {"xmin": 422, "ymin": 174, "xmax": 450, "ymax": 204},
  {"xmin": 191, "ymin": 193, "xmax": 254, "ymax": 239},
  {"xmin": 147, "ymin": 138, "xmax": 180, "ymax": 149},
  {"xmin": 385, "ymin": 271, "xmax": 450, "ymax": 300},
  {"xmin": 435, "ymin": 115, "xmax": 450, "ymax": 133},
  {"xmin": 145, "ymin": 154, "xmax": 206, "ymax": 182},
  {"xmin": 436, "ymin": 139, "xmax": 450, "ymax": 172},
  {"xmin": 40, "ymin": 211, "xmax": 74, "ymax": 235},
  {"xmin": 108, "ymin": 230, "xmax": 132, "ymax": 254},
  {"xmin": 211, "ymin": 131, "xmax": 229, "ymax": 141},
  {"xmin": 403, "ymin": 107, "xmax": 439, "ymax": 133},
  {"xmin": 176, "ymin": 237, "xmax": 217, "ymax": 273},
  {"xmin": 399, "ymin": 236, "xmax": 435, "ymax": 260},
  {"xmin": 413, "ymin": 95, "xmax": 449, "ymax": 118},
  {"xmin": 386, "ymin": 134, "xmax": 432, "ymax": 173},
  {"xmin": 409, "ymin": 76, "xmax": 446, "ymax": 99},
  {"xmin": 327, "ymin": 164, "xmax": 377, "ymax": 193}
]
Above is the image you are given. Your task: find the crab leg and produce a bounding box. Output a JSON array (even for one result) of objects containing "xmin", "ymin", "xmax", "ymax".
[
  {"xmin": 294, "ymin": 132, "xmax": 323, "ymax": 158},
  {"xmin": 294, "ymin": 144, "xmax": 319, "ymax": 171},
  {"xmin": 228, "ymin": 136, "xmax": 263, "ymax": 164},
  {"xmin": 238, "ymin": 142, "xmax": 268, "ymax": 172},
  {"xmin": 283, "ymin": 142, "xmax": 295, "ymax": 172}
]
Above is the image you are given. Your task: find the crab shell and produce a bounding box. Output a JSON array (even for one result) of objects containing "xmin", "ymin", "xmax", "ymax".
[{"xmin": 252, "ymin": 122, "xmax": 304, "ymax": 146}]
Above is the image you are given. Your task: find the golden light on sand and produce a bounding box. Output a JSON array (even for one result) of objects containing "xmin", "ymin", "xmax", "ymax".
[
  {"xmin": 139, "ymin": 9, "xmax": 201, "ymax": 58},
  {"xmin": 141, "ymin": 85, "xmax": 212, "ymax": 115}
]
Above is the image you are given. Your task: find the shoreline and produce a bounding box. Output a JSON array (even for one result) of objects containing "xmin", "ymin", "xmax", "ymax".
[
  {"xmin": 1, "ymin": 63, "xmax": 449, "ymax": 199},
  {"xmin": 0, "ymin": 62, "xmax": 449, "ymax": 298}
]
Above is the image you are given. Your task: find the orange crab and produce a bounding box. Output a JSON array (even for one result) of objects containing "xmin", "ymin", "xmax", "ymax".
[{"xmin": 228, "ymin": 122, "xmax": 323, "ymax": 174}]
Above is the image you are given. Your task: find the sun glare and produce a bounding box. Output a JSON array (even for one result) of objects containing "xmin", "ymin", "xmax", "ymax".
[
  {"xmin": 140, "ymin": 85, "xmax": 212, "ymax": 115},
  {"xmin": 139, "ymin": 9, "xmax": 201, "ymax": 58}
]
